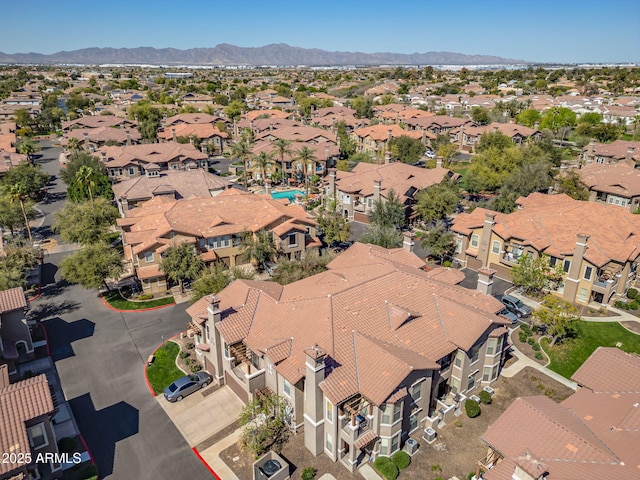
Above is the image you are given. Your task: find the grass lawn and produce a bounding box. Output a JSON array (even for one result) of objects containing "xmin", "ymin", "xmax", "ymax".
[
  {"xmin": 146, "ymin": 341, "xmax": 184, "ymax": 395},
  {"xmin": 104, "ymin": 290, "xmax": 175, "ymax": 310},
  {"xmin": 541, "ymin": 321, "xmax": 640, "ymax": 379}
]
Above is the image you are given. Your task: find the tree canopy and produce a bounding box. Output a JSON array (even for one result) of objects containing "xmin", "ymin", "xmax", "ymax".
[
  {"xmin": 191, "ymin": 264, "xmax": 254, "ymax": 302},
  {"xmin": 240, "ymin": 230, "xmax": 277, "ymax": 270},
  {"xmin": 555, "ymin": 171, "xmax": 589, "ymax": 200},
  {"xmin": 0, "ymin": 162, "xmax": 49, "ymax": 199},
  {"xmin": 159, "ymin": 243, "xmax": 205, "ymax": 292},
  {"xmin": 316, "ymin": 206, "xmax": 351, "ymax": 245},
  {"xmin": 419, "ymin": 221, "xmax": 454, "ymax": 264},
  {"xmin": 415, "ymin": 179, "xmax": 460, "ymax": 224},
  {"xmin": 60, "ymin": 243, "xmax": 123, "ymax": 291},
  {"xmin": 272, "ymin": 254, "xmax": 331, "ymax": 285},
  {"xmin": 359, "ymin": 224, "xmax": 403, "ymax": 249},
  {"xmin": 388, "ymin": 135, "xmax": 424, "ymax": 164},
  {"xmin": 53, "ymin": 197, "xmax": 119, "ymax": 245},
  {"xmin": 240, "ymin": 392, "xmax": 289, "ymax": 457},
  {"xmin": 0, "ymin": 241, "xmax": 39, "ymax": 290},
  {"xmin": 368, "ymin": 189, "xmax": 406, "ymax": 229},
  {"xmin": 533, "ymin": 295, "xmax": 581, "ymax": 345},
  {"xmin": 61, "ymin": 152, "xmax": 113, "ymax": 202}
]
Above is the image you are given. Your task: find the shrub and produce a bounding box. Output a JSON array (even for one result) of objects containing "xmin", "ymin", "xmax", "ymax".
[
  {"xmin": 518, "ymin": 331, "xmax": 527, "ymax": 343},
  {"xmin": 179, "ymin": 351, "xmax": 190, "ymax": 359},
  {"xmin": 520, "ymin": 323, "xmax": 531, "ymax": 334},
  {"xmin": 532, "ymin": 343, "xmax": 541, "ymax": 351},
  {"xmin": 374, "ymin": 457, "xmax": 399, "ymax": 480},
  {"xmin": 468, "ymin": 473, "xmax": 476, "ymax": 480},
  {"xmin": 535, "ymin": 352, "xmax": 544, "ymax": 360},
  {"xmin": 479, "ymin": 390, "xmax": 492, "ymax": 405},
  {"xmin": 76, "ymin": 463, "xmax": 99, "ymax": 480},
  {"xmin": 189, "ymin": 363, "xmax": 202, "ymax": 373},
  {"xmin": 454, "ymin": 420, "xmax": 462, "ymax": 428},
  {"xmin": 185, "ymin": 342, "xmax": 195, "ymax": 350},
  {"xmin": 630, "ymin": 300, "xmax": 639, "ymax": 310},
  {"xmin": 301, "ymin": 467, "xmax": 317, "ymax": 480},
  {"xmin": 57, "ymin": 436, "xmax": 77, "ymax": 454},
  {"xmin": 627, "ymin": 288, "xmax": 638, "ymax": 299},
  {"xmin": 443, "ymin": 260, "xmax": 452, "ymax": 267},
  {"xmin": 137, "ymin": 293, "xmax": 153, "ymax": 300},
  {"xmin": 615, "ymin": 300, "xmax": 631, "ymax": 310},
  {"xmin": 465, "ymin": 399, "xmax": 481, "ymax": 418},
  {"xmin": 527, "ymin": 337, "xmax": 535, "ymax": 345},
  {"xmin": 391, "ymin": 450, "xmax": 411, "ymax": 470},
  {"xmin": 431, "ymin": 464, "xmax": 442, "ymax": 473}
]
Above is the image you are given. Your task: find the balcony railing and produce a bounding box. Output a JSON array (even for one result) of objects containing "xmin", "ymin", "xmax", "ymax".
[
  {"xmin": 501, "ymin": 252, "xmax": 522, "ymax": 266},
  {"xmin": 341, "ymin": 414, "xmax": 371, "ymax": 439}
]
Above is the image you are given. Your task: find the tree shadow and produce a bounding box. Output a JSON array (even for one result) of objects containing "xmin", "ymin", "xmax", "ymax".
[
  {"xmin": 68, "ymin": 393, "xmax": 139, "ymax": 478},
  {"xmin": 39, "ymin": 262, "xmax": 59, "ymax": 286},
  {"xmin": 28, "ymin": 299, "xmax": 80, "ymax": 320},
  {"xmin": 41, "ymin": 317, "xmax": 95, "ymax": 362}
]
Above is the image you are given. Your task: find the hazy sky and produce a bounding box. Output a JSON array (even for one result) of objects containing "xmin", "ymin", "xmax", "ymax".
[{"xmin": 2, "ymin": 0, "xmax": 639, "ymax": 63}]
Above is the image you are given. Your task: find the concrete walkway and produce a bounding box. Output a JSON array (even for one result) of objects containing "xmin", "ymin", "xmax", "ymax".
[
  {"xmin": 199, "ymin": 427, "xmax": 242, "ymax": 480},
  {"xmin": 359, "ymin": 463, "xmax": 382, "ymax": 480}
]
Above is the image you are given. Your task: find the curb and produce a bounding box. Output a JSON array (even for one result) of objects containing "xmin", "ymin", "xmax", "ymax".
[
  {"xmin": 100, "ymin": 295, "xmax": 176, "ymax": 312},
  {"xmin": 192, "ymin": 447, "xmax": 222, "ymax": 480},
  {"xmin": 40, "ymin": 321, "xmax": 51, "ymax": 357},
  {"xmin": 144, "ymin": 336, "xmax": 181, "ymax": 397},
  {"xmin": 78, "ymin": 433, "xmax": 99, "ymax": 479}
]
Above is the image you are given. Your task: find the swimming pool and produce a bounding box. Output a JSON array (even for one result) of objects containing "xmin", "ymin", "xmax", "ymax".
[{"xmin": 271, "ymin": 190, "xmax": 304, "ymax": 201}]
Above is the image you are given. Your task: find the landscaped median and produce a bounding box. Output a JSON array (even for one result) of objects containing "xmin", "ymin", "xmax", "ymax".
[
  {"xmin": 145, "ymin": 341, "xmax": 185, "ymax": 396},
  {"xmin": 102, "ymin": 290, "xmax": 175, "ymax": 311}
]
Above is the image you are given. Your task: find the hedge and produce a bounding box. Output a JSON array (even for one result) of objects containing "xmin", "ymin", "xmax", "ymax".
[
  {"xmin": 374, "ymin": 457, "xmax": 399, "ymax": 480},
  {"xmin": 479, "ymin": 390, "xmax": 492, "ymax": 405},
  {"xmin": 465, "ymin": 398, "xmax": 481, "ymax": 418},
  {"xmin": 391, "ymin": 450, "xmax": 411, "ymax": 469}
]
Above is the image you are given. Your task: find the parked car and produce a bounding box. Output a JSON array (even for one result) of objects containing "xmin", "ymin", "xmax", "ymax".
[
  {"xmin": 263, "ymin": 261, "xmax": 278, "ymax": 276},
  {"xmin": 498, "ymin": 307, "xmax": 519, "ymax": 325},
  {"xmin": 494, "ymin": 293, "xmax": 533, "ymax": 318},
  {"xmin": 425, "ymin": 150, "xmax": 436, "ymax": 159},
  {"xmin": 163, "ymin": 372, "xmax": 212, "ymax": 402}
]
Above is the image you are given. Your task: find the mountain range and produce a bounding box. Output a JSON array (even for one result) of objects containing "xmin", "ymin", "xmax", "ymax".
[{"xmin": 0, "ymin": 43, "xmax": 526, "ymax": 66}]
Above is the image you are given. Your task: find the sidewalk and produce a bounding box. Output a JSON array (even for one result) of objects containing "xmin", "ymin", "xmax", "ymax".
[{"xmin": 198, "ymin": 428, "xmax": 242, "ymax": 480}]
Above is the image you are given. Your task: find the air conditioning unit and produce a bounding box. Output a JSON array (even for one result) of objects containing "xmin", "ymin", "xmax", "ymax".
[
  {"xmin": 483, "ymin": 386, "xmax": 495, "ymax": 396},
  {"xmin": 423, "ymin": 427, "xmax": 437, "ymax": 443},
  {"xmin": 470, "ymin": 394, "xmax": 481, "ymax": 404},
  {"xmin": 404, "ymin": 438, "xmax": 419, "ymax": 455}
]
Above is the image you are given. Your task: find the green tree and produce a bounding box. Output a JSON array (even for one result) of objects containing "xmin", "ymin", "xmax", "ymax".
[
  {"xmin": 491, "ymin": 160, "xmax": 553, "ymax": 213},
  {"xmin": 556, "ymin": 171, "xmax": 589, "ymax": 200},
  {"xmin": 191, "ymin": 264, "xmax": 254, "ymax": 302},
  {"xmin": 369, "ymin": 189, "xmax": 406, "ymax": 229},
  {"xmin": 271, "ymin": 138, "xmax": 293, "ymax": 181},
  {"xmin": 415, "ymin": 180, "xmax": 461, "ymax": 224},
  {"xmin": 295, "ymin": 145, "xmax": 318, "ymax": 196},
  {"xmin": 240, "ymin": 230, "xmax": 277, "ymax": 270},
  {"xmin": 53, "ymin": 197, "xmax": 118, "ymax": 245},
  {"xmin": 476, "ymin": 131, "xmax": 513, "ymax": 153},
  {"xmin": 465, "ymin": 144, "xmax": 523, "ymax": 193},
  {"xmin": 436, "ymin": 143, "xmax": 460, "ymax": 167},
  {"xmin": 66, "ymin": 137, "xmax": 82, "ymax": 158},
  {"xmin": 511, "ymin": 254, "xmax": 562, "ymax": 295},
  {"xmin": 0, "ymin": 242, "xmax": 39, "ymax": 290},
  {"xmin": 540, "ymin": 107, "xmax": 577, "ymax": 140},
  {"xmin": 579, "ymin": 112, "xmax": 603, "ymax": 125},
  {"xmin": 239, "ymin": 393, "xmax": 289, "ymax": 457},
  {"xmin": 533, "ymin": 295, "xmax": 581, "ymax": 345},
  {"xmin": 316, "ymin": 208, "xmax": 351, "ymax": 245},
  {"xmin": 515, "ymin": 109, "xmax": 542, "ymax": 128},
  {"xmin": 470, "ymin": 106, "xmax": 490, "ymax": 125},
  {"xmin": 231, "ymin": 140, "xmax": 253, "ymax": 189},
  {"xmin": 272, "ymin": 254, "xmax": 331, "ymax": 285},
  {"xmin": 75, "ymin": 165, "xmax": 96, "ymax": 206},
  {"xmin": 0, "ymin": 195, "xmax": 28, "ymax": 234},
  {"xmin": 60, "ymin": 243, "xmax": 123, "ymax": 291},
  {"xmin": 359, "ymin": 224, "xmax": 403, "ymax": 249},
  {"xmin": 17, "ymin": 139, "xmax": 39, "ymax": 162},
  {"xmin": 61, "ymin": 152, "xmax": 113, "ymax": 202},
  {"xmin": 350, "ymin": 96, "xmax": 374, "ymax": 119},
  {"xmin": 419, "ymin": 221, "xmax": 454, "ymax": 264},
  {"xmin": 224, "ymin": 100, "xmax": 246, "ymax": 121},
  {"xmin": 4, "ymin": 183, "xmax": 33, "ymax": 242},
  {"xmin": 388, "ymin": 135, "xmax": 424, "ymax": 164},
  {"xmin": 159, "ymin": 242, "xmax": 205, "ymax": 293},
  {"xmin": 14, "ymin": 108, "xmax": 33, "ymax": 128},
  {"xmin": 335, "ymin": 120, "xmax": 356, "ymax": 158},
  {"xmin": 0, "ymin": 162, "xmax": 49, "ymax": 199},
  {"xmin": 253, "ymin": 150, "xmax": 275, "ymax": 184}
]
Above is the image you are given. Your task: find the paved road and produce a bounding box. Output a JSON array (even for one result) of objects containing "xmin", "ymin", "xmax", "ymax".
[{"xmin": 31, "ymin": 139, "xmax": 211, "ymax": 480}]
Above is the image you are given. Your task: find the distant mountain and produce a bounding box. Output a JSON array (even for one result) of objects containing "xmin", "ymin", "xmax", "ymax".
[{"xmin": 0, "ymin": 43, "xmax": 527, "ymax": 66}]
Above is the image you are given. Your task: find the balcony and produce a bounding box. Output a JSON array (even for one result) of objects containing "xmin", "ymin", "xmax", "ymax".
[
  {"xmin": 341, "ymin": 414, "xmax": 372, "ymax": 441},
  {"xmin": 500, "ymin": 252, "xmax": 523, "ymax": 266},
  {"xmin": 592, "ymin": 276, "xmax": 618, "ymax": 294}
]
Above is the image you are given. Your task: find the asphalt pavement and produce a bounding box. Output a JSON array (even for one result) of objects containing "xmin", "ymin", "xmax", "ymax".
[{"xmin": 31, "ymin": 139, "xmax": 212, "ymax": 480}]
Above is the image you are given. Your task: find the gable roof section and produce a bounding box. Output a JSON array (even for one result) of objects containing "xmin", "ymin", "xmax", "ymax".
[
  {"xmin": 571, "ymin": 347, "xmax": 640, "ymax": 393},
  {"xmin": 0, "ymin": 287, "xmax": 27, "ymax": 314}
]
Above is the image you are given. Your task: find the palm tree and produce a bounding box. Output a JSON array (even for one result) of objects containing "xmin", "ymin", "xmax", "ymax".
[
  {"xmin": 295, "ymin": 145, "xmax": 318, "ymax": 197},
  {"xmin": 6, "ymin": 183, "xmax": 32, "ymax": 243},
  {"xmin": 17, "ymin": 140, "xmax": 38, "ymax": 163},
  {"xmin": 66, "ymin": 137, "xmax": 82, "ymax": 158},
  {"xmin": 231, "ymin": 139, "xmax": 252, "ymax": 189},
  {"xmin": 76, "ymin": 165, "xmax": 96, "ymax": 206},
  {"xmin": 253, "ymin": 151, "xmax": 275, "ymax": 184},
  {"xmin": 271, "ymin": 138, "xmax": 293, "ymax": 183},
  {"xmin": 239, "ymin": 230, "xmax": 277, "ymax": 270}
]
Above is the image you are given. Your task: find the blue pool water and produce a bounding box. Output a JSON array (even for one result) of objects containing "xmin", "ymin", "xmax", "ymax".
[{"xmin": 271, "ymin": 190, "xmax": 304, "ymax": 201}]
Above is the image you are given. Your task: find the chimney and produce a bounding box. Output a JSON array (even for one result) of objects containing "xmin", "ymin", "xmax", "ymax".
[
  {"xmin": 402, "ymin": 232, "xmax": 415, "ymax": 253},
  {"xmin": 384, "ymin": 150, "xmax": 391, "ymax": 165},
  {"xmin": 436, "ymin": 156, "xmax": 443, "ymax": 168},
  {"xmin": 303, "ymin": 344, "xmax": 327, "ymax": 455},
  {"xmin": 4, "ymin": 155, "xmax": 11, "ymax": 169},
  {"xmin": 205, "ymin": 295, "xmax": 225, "ymax": 385},
  {"xmin": 478, "ymin": 213, "xmax": 496, "ymax": 268},
  {"xmin": 492, "ymin": 125, "xmax": 499, "ymax": 133},
  {"xmin": 387, "ymin": 129, "xmax": 393, "ymax": 143},
  {"xmin": 564, "ymin": 234, "xmax": 589, "ymax": 304},
  {"xmin": 328, "ymin": 168, "xmax": 337, "ymax": 202},
  {"xmin": 0, "ymin": 364, "xmax": 8, "ymax": 389},
  {"xmin": 459, "ymin": 123, "xmax": 465, "ymax": 149},
  {"xmin": 422, "ymin": 128, "xmax": 426, "ymax": 144},
  {"xmin": 125, "ymin": 129, "xmax": 131, "ymax": 146},
  {"xmin": 100, "ymin": 151, "xmax": 107, "ymax": 163},
  {"xmin": 534, "ymin": 121, "xmax": 540, "ymax": 130},
  {"xmin": 83, "ymin": 132, "xmax": 89, "ymax": 148},
  {"xmin": 476, "ymin": 268, "xmax": 496, "ymax": 296},
  {"xmin": 172, "ymin": 128, "xmax": 177, "ymax": 142},
  {"xmin": 373, "ymin": 179, "xmax": 382, "ymax": 203},
  {"xmin": 120, "ymin": 194, "xmax": 129, "ymax": 211},
  {"xmin": 265, "ymin": 179, "xmax": 272, "ymax": 195}
]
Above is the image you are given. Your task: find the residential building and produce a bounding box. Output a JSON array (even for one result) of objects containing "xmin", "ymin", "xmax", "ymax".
[
  {"xmin": 577, "ymin": 161, "xmax": 640, "ymax": 210},
  {"xmin": 254, "ymin": 126, "xmax": 337, "ymax": 146},
  {"xmin": 581, "ymin": 139, "xmax": 640, "ymax": 165},
  {"xmin": 0, "ymin": 365, "xmax": 60, "ymax": 480},
  {"xmin": 351, "ymin": 124, "xmax": 423, "ymax": 156},
  {"xmin": 117, "ymin": 189, "xmax": 320, "ymax": 294},
  {"xmin": 62, "ymin": 126, "xmax": 142, "ymax": 152},
  {"xmin": 112, "ymin": 169, "xmax": 230, "ymax": 214},
  {"xmin": 326, "ymin": 162, "xmax": 456, "ymax": 223},
  {"xmin": 186, "ymin": 242, "xmax": 510, "ymax": 472},
  {"xmin": 451, "ymin": 193, "xmax": 640, "ymax": 305},
  {"xmin": 157, "ymin": 124, "xmax": 228, "ymax": 154},
  {"xmin": 96, "ymin": 142, "xmax": 209, "ymax": 182},
  {"xmin": 61, "ymin": 115, "xmax": 137, "ymax": 132},
  {"xmin": 0, "ymin": 288, "xmax": 33, "ymax": 375},
  {"xmin": 479, "ymin": 347, "xmax": 640, "ymax": 480},
  {"xmin": 250, "ymin": 140, "xmax": 338, "ymax": 182},
  {"xmin": 451, "ymin": 122, "xmax": 541, "ymax": 152}
]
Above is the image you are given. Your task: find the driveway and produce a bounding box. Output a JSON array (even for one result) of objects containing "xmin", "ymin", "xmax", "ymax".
[
  {"xmin": 458, "ymin": 268, "xmax": 513, "ymax": 295},
  {"xmin": 156, "ymin": 386, "xmax": 243, "ymax": 447}
]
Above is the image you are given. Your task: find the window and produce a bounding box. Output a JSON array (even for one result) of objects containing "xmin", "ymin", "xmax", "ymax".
[
  {"xmin": 549, "ymin": 256, "xmax": 558, "ymax": 267},
  {"xmin": 486, "ymin": 338, "xmax": 496, "ymax": 356},
  {"xmin": 491, "ymin": 240, "xmax": 501, "ymax": 255},
  {"xmin": 128, "ymin": 167, "xmax": 135, "ymax": 175},
  {"xmin": 267, "ymin": 363, "xmax": 273, "ymax": 375},
  {"xmin": 288, "ymin": 233, "xmax": 297, "ymax": 246},
  {"xmin": 283, "ymin": 379, "xmax": 291, "ymax": 397},
  {"xmin": 118, "ymin": 168, "xmax": 123, "ymax": 176},
  {"xmin": 563, "ymin": 259, "xmax": 571, "ymax": 273},
  {"xmin": 451, "ymin": 377, "xmax": 461, "ymax": 394},
  {"xmin": 390, "ymin": 433, "xmax": 400, "ymax": 454},
  {"xmin": 470, "ymin": 345, "xmax": 480, "ymax": 364},
  {"xmin": 470, "ymin": 234, "xmax": 479, "ymax": 248},
  {"xmin": 584, "ymin": 265, "xmax": 593, "ymax": 281},
  {"xmin": 367, "ymin": 198, "xmax": 373, "ymax": 208},
  {"xmin": 381, "ymin": 404, "xmax": 391, "ymax": 425},
  {"xmin": 379, "ymin": 437, "xmax": 389, "ymax": 456},
  {"xmin": 455, "ymin": 239, "xmax": 463, "ymax": 254},
  {"xmin": 411, "ymin": 380, "xmax": 422, "ymax": 401},
  {"xmin": 578, "ymin": 288, "xmax": 587, "ymax": 302},
  {"xmin": 28, "ymin": 423, "xmax": 48, "ymax": 449},
  {"xmin": 467, "ymin": 372, "xmax": 476, "ymax": 390},
  {"xmin": 483, "ymin": 366, "xmax": 492, "ymax": 382},
  {"xmin": 409, "ymin": 412, "xmax": 419, "ymax": 432},
  {"xmin": 454, "ymin": 351, "xmax": 464, "ymax": 368},
  {"xmin": 326, "ymin": 401, "xmax": 333, "ymax": 423},
  {"xmin": 439, "ymin": 354, "xmax": 451, "ymax": 369},
  {"xmin": 144, "ymin": 252, "xmax": 154, "ymax": 263},
  {"xmin": 325, "ymin": 432, "xmax": 333, "ymax": 452},
  {"xmin": 223, "ymin": 342, "xmax": 230, "ymax": 359},
  {"xmin": 205, "ymin": 324, "xmax": 210, "ymax": 342},
  {"xmin": 393, "ymin": 402, "xmax": 402, "ymax": 423}
]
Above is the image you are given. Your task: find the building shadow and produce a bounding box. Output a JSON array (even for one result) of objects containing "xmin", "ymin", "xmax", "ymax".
[
  {"xmin": 29, "ymin": 299, "xmax": 80, "ymax": 320},
  {"xmin": 42, "ymin": 317, "xmax": 95, "ymax": 362},
  {"xmin": 68, "ymin": 393, "xmax": 139, "ymax": 478}
]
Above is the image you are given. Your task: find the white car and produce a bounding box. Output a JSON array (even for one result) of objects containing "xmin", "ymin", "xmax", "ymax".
[{"xmin": 425, "ymin": 150, "xmax": 436, "ymax": 159}]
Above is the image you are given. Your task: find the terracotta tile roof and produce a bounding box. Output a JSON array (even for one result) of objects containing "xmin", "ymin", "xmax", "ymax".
[
  {"xmin": 354, "ymin": 429, "xmax": 379, "ymax": 449},
  {"xmin": 386, "ymin": 386, "xmax": 408, "ymax": 404},
  {"xmin": 254, "ymin": 126, "xmax": 337, "ymax": 144},
  {"xmin": 97, "ymin": 142, "xmax": 207, "ymax": 168},
  {"xmin": 571, "ymin": 347, "xmax": 640, "ymax": 393},
  {"xmin": 332, "ymin": 162, "xmax": 452, "ymax": 203},
  {"xmin": 578, "ymin": 162, "xmax": 640, "ymax": 198},
  {"xmin": 61, "ymin": 115, "xmax": 135, "ymax": 131},
  {"xmin": 204, "ymin": 242, "xmax": 507, "ymax": 405},
  {"xmin": 158, "ymin": 123, "xmax": 228, "ymax": 140},
  {"xmin": 452, "ymin": 193, "xmax": 640, "ymax": 266},
  {"xmin": 238, "ymin": 118, "xmax": 301, "ymax": 132},
  {"xmin": 64, "ymin": 126, "xmax": 142, "ymax": 144},
  {"xmin": 112, "ymin": 169, "xmax": 229, "ymax": 203},
  {"xmin": 423, "ymin": 267, "xmax": 465, "ymax": 284},
  {"xmin": 312, "ymin": 107, "xmax": 356, "ymax": 118},
  {"xmin": 0, "ymin": 375, "xmax": 55, "ymax": 476},
  {"xmin": 0, "ymin": 287, "xmax": 27, "ymax": 314},
  {"xmin": 164, "ymin": 113, "xmax": 222, "ymax": 126},
  {"xmin": 136, "ymin": 264, "xmax": 163, "ymax": 280},
  {"xmin": 457, "ymin": 122, "xmax": 539, "ymax": 139},
  {"xmin": 353, "ymin": 124, "xmax": 422, "ymax": 142},
  {"xmin": 251, "ymin": 140, "xmax": 339, "ymax": 162},
  {"xmin": 246, "ymin": 110, "xmax": 291, "ymax": 122}
]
